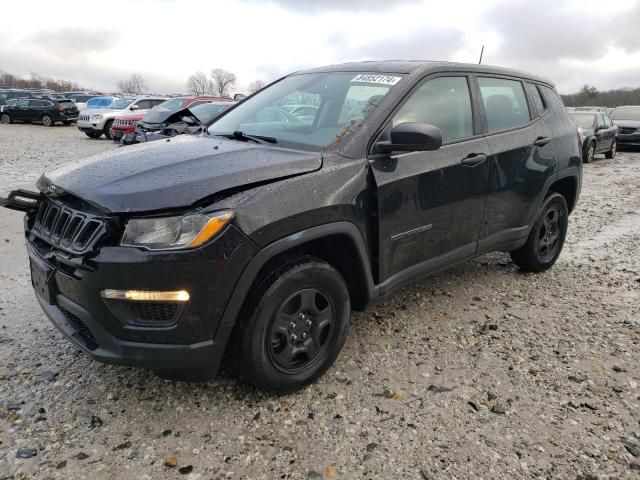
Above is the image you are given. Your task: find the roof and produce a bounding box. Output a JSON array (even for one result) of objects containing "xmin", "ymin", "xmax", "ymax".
[{"xmin": 296, "ymin": 60, "xmax": 554, "ymax": 87}]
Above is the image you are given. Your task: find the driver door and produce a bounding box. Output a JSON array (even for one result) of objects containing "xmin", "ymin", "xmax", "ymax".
[{"xmin": 370, "ymin": 75, "xmax": 489, "ymax": 285}]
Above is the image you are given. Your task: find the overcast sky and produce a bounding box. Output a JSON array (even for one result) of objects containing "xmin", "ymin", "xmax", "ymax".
[{"xmin": 1, "ymin": 0, "xmax": 639, "ymax": 94}]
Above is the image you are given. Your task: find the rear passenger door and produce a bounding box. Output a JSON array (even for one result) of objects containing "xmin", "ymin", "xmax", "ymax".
[
  {"xmin": 28, "ymin": 100, "xmax": 49, "ymax": 121},
  {"xmin": 371, "ymin": 74, "xmax": 490, "ymax": 284},
  {"xmin": 475, "ymin": 76, "xmax": 557, "ymax": 252}
]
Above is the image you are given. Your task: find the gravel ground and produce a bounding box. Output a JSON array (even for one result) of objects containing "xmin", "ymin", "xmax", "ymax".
[{"xmin": 0, "ymin": 124, "xmax": 639, "ymax": 480}]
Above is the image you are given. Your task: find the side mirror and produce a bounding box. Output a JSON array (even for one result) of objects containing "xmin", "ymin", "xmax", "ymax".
[
  {"xmin": 376, "ymin": 122, "xmax": 443, "ymax": 153},
  {"xmin": 130, "ymin": 104, "xmax": 139, "ymax": 111}
]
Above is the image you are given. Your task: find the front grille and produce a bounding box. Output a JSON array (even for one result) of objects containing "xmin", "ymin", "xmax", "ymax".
[
  {"xmin": 58, "ymin": 306, "xmax": 98, "ymax": 350},
  {"xmin": 619, "ymin": 127, "xmax": 638, "ymax": 135},
  {"xmin": 114, "ymin": 119, "xmax": 136, "ymax": 127},
  {"xmin": 31, "ymin": 200, "xmax": 106, "ymax": 254},
  {"xmin": 79, "ymin": 114, "xmax": 90, "ymax": 122},
  {"xmin": 126, "ymin": 302, "xmax": 179, "ymax": 325}
]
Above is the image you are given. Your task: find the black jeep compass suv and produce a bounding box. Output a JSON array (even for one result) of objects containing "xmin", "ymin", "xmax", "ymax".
[{"xmin": 2, "ymin": 62, "xmax": 582, "ymax": 393}]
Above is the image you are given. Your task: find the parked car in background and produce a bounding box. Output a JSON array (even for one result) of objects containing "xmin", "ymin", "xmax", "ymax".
[
  {"xmin": 109, "ymin": 110, "xmax": 147, "ymax": 141},
  {"xmin": 573, "ymin": 106, "xmax": 609, "ymax": 113},
  {"xmin": 0, "ymin": 89, "xmax": 34, "ymax": 105},
  {"xmin": 569, "ymin": 111, "xmax": 617, "ymax": 162},
  {"xmin": 66, "ymin": 93, "xmax": 100, "ymax": 112},
  {"xmin": 0, "ymin": 61, "xmax": 582, "ymax": 393},
  {"xmin": 136, "ymin": 96, "xmax": 233, "ymax": 134},
  {"xmin": 77, "ymin": 96, "xmax": 167, "ymax": 139},
  {"xmin": 281, "ymin": 104, "xmax": 320, "ymax": 123},
  {"xmin": 123, "ymin": 101, "xmax": 235, "ymax": 145},
  {"xmin": 85, "ymin": 96, "xmax": 117, "ymax": 111},
  {"xmin": 0, "ymin": 97, "xmax": 79, "ymax": 126},
  {"xmin": 609, "ymin": 106, "xmax": 640, "ymax": 148}
]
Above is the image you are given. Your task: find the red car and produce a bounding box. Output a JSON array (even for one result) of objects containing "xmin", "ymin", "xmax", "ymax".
[{"xmin": 110, "ymin": 111, "xmax": 146, "ymax": 140}]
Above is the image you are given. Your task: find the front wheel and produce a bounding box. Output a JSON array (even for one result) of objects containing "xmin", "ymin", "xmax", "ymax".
[
  {"xmin": 510, "ymin": 192, "xmax": 568, "ymax": 272},
  {"xmin": 605, "ymin": 139, "xmax": 617, "ymax": 159},
  {"xmin": 231, "ymin": 256, "xmax": 351, "ymax": 394},
  {"xmin": 41, "ymin": 114, "xmax": 53, "ymax": 127},
  {"xmin": 103, "ymin": 120, "xmax": 114, "ymax": 140},
  {"xmin": 583, "ymin": 142, "xmax": 595, "ymax": 163},
  {"xmin": 0, "ymin": 113, "xmax": 11, "ymax": 124},
  {"xmin": 84, "ymin": 131, "xmax": 102, "ymax": 139}
]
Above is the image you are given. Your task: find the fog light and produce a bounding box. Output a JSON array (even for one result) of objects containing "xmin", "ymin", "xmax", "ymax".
[{"xmin": 101, "ymin": 289, "xmax": 190, "ymax": 302}]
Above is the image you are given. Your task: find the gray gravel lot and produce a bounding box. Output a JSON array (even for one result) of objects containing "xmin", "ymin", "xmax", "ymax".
[{"xmin": 0, "ymin": 124, "xmax": 639, "ymax": 479}]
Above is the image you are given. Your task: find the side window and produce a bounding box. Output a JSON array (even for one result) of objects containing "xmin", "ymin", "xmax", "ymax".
[
  {"xmin": 596, "ymin": 115, "xmax": 605, "ymax": 128},
  {"xmin": 149, "ymin": 100, "xmax": 164, "ymax": 108},
  {"xmin": 135, "ymin": 100, "xmax": 151, "ymax": 109},
  {"xmin": 527, "ymin": 83, "xmax": 546, "ymax": 116},
  {"xmin": 539, "ymin": 86, "xmax": 566, "ymax": 112},
  {"xmin": 391, "ymin": 76, "xmax": 473, "ymax": 143},
  {"xmin": 603, "ymin": 115, "xmax": 612, "ymax": 127},
  {"xmin": 28, "ymin": 100, "xmax": 43, "ymax": 107},
  {"xmin": 478, "ymin": 77, "xmax": 531, "ymax": 132},
  {"xmin": 16, "ymin": 99, "xmax": 30, "ymax": 107}
]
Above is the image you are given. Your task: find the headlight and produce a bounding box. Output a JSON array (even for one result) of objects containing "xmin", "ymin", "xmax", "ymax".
[
  {"xmin": 90, "ymin": 114, "xmax": 103, "ymax": 121},
  {"xmin": 121, "ymin": 211, "xmax": 233, "ymax": 250}
]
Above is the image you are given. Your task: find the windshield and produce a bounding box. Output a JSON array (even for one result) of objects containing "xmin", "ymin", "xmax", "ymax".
[
  {"xmin": 610, "ymin": 106, "xmax": 640, "ymax": 121},
  {"xmin": 108, "ymin": 98, "xmax": 135, "ymax": 109},
  {"xmin": 569, "ymin": 113, "xmax": 596, "ymax": 129},
  {"xmin": 191, "ymin": 103, "xmax": 232, "ymax": 124},
  {"xmin": 208, "ymin": 72, "xmax": 403, "ymax": 151}
]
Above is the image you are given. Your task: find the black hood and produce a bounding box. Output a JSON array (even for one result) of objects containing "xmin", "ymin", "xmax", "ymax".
[{"xmin": 38, "ymin": 135, "xmax": 322, "ymax": 213}]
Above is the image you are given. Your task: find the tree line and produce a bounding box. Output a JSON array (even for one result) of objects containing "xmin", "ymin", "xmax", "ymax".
[
  {"xmin": 0, "ymin": 70, "xmax": 84, "ymax": 92},
  {"xmin": 561, "ymin": 84, "xmax": 640, "ymax": 108},
  {"xmin": 186, "ymin": 69, "xmax": 265, "ymax": 97}
]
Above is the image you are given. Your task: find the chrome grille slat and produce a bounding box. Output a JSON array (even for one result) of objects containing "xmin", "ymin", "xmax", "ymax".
[{"xmin": 31, "ymin": 200, "xmax": 106, "ymax": 254}]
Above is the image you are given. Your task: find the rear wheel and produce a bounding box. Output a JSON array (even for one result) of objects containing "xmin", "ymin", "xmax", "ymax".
[
  {"xmin": 84, "ymin": 131, "xmax": 102, "ymax": 139},
  {"xmin": 230, "ymin": 255, "xmax": 351, "ymax": 394},
  {"xmin": 605, "ymin": 139, "xmax": 617, "ymax": 159},
  {"xmin": 103, "ymin": 120, "xmax": 114, "ymax": 140},
  {"xmin": 510, "ymin": 192, "xmax": 568, "ymax": 272},
  {"xmin": 584, "ymin": 142, "xmax": 595, "ymax": 163},
  {"xmin": 0, "ymin": 113, "xmax": 11, "ymax": 124},
  {"xmin": 41, "ymin": 114, "xmax": 53, "ymax": 127}
]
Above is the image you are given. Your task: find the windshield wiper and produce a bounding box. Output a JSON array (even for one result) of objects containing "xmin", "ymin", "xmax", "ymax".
[{"xmin": 221, "ymin": 131, "xmax": 278, "ymax": 145}]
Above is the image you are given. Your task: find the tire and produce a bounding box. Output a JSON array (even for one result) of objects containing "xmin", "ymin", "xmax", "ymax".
[
  {"xmin": 230, "ymin": 255, "xmax": 351, "ymax": 394},
  {"xmin": 84, "ymin": 131, "xmax": 102, "ymax": 139},
  {"xmin": 63, "ymin": 120, "xmax": 71, "ymax": 125},
  {"xmin": 41, "ymin": 114, "xmax": 53, "ymax": 127},
  {"xmin": 103, "ymin": 120, "xmax": 114, "ymax": 140},
  {"xmin": 510, "ymin": 192, "xmax": 568, "ymax": 272},
  {"xmin": 0, "ymin": 113, "xmax": 11, "ymax": 124},
  {"xmin": 605, "ymin": 139, "xmax": 617, "ymax": 159},
  {"xmin": 583, "ymin": 141, "xmax": 595, "ymax": 163}
]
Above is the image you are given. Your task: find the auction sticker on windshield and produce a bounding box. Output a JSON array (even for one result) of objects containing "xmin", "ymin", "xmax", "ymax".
[{"xmin": 351, "ymin": 74, "xmax": 402, "ymax": 86}]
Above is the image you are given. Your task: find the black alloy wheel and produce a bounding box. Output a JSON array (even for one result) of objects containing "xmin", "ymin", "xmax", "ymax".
[
  {"xmin": 510, "ymin": 192, "xmax": 568, "ymax": 272},
  {"xmin": 268, "ymin": 288, "xmax": 335, "ymax": 373}
]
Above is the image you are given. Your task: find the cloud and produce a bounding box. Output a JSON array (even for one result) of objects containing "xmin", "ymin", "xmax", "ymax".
[
  {"xmin": 245, "ymin": 0, "xmax": 419, "ymax": 12},
  {"xmin": 30, "ymin": 29, "xmax": 115, "ymax": 57}
]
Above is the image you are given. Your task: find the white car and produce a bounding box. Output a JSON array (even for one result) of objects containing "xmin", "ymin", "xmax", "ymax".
[{"xmin": 77, "ymin": 96, "xmax": 168, "ymax": 139}]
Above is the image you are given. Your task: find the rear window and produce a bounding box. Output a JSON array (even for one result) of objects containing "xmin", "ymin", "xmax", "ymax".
[
  {"xmin": 478, "ymin": 77, "xmax": 531, "ymax": 132},
  {"xmin": 58, "ymin": 101, "xmax": 75, "ymax": 109},
  {"xmin": 156, "ymin": 98, "xmax": 189, "ymax": 111}
]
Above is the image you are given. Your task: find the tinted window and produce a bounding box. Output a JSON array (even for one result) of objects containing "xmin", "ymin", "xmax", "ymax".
[
  {"xmin": 15, "ymin": 99, "xmax": 29, "ymax": 107},
  {"xmin": 527, "ymin": 84, "xmax": 546, "ymax": 116},
  {"xmin": 29, "ymin": 100, "xmax": 50, "ymax": 107},
  {"xmin": 58, "ymin": 101, "xmax": 75, "ymax": 109},
  {"xmin": 392, "ymin": 76, "xmax": 473, "ymax": 142},
  {"xmin": 539, "ymin": 86, "xmax": 566, "ymax": 112},
  {"xmin": 478, "ymin": 77, "xmax": 530, "ymax": 132}
]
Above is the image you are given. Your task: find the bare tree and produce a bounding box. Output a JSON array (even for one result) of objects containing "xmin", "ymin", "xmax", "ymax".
[
  {"xmin": 117, "ymin": 73, "xmax": 148, "ymax": 95},
  {"xmin": 248, "ymin": 79, "xmax": 265, "ymax": 93},
  {"xmin": 210, "ymin": 68, "xmax": 236, "ymax": 97},
  {"xmin": 186, "ymin": 71, "xmax": 213, "ymax": 96}
]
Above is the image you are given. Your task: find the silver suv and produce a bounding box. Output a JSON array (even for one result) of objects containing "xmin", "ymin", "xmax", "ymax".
[{"xmin": 77, "ymin": 96, "xmax": 167, "ymax": 139}]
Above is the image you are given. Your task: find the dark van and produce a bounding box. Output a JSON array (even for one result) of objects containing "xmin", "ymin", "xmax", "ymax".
[{"xmin": 1, "ymin": 61, "xmax": 582, "ymax": 393}]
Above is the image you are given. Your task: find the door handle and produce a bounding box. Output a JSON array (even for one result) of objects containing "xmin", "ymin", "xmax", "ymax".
[
  {"xmin": 534, "ymin": 136, "xmax": 552, "ymax": 147},
  {"xmin": 461, "ymin": 153, "xmax": 487, "ymax": 167}
]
